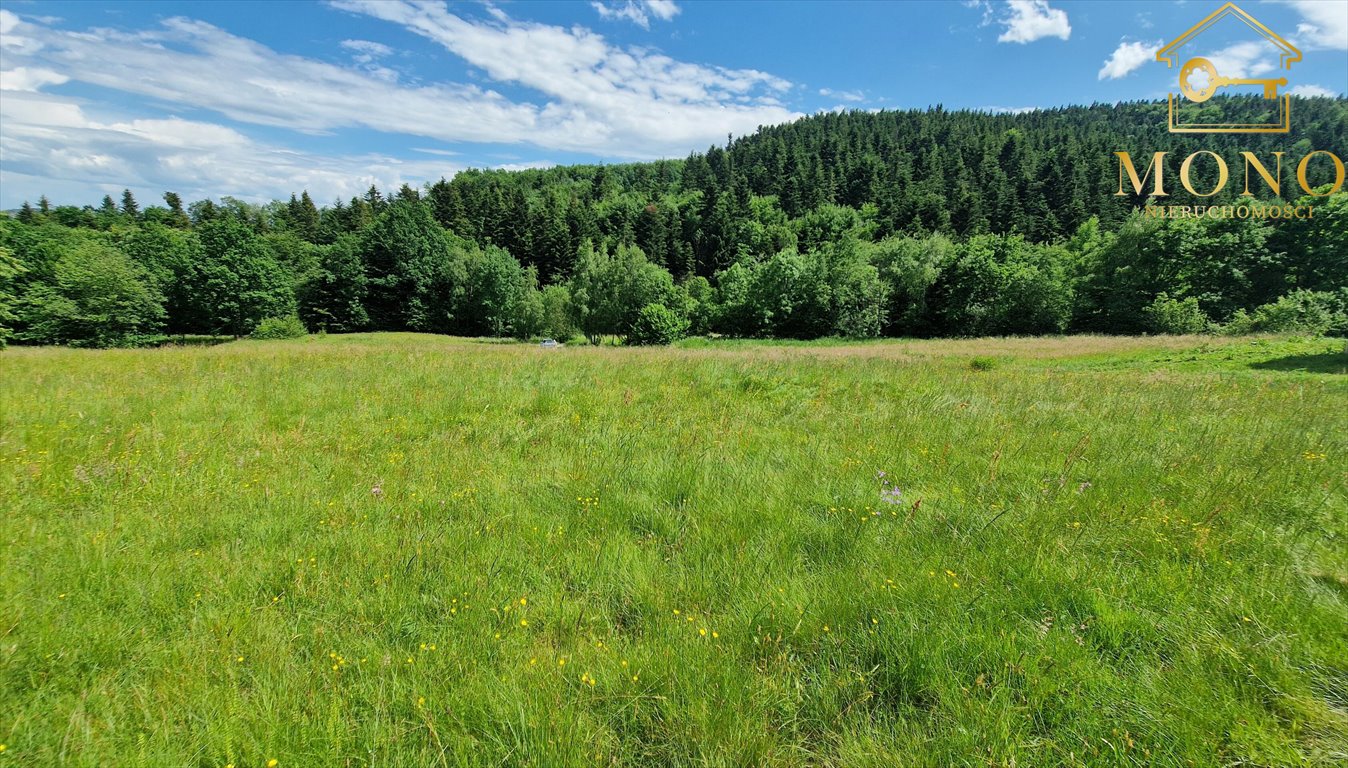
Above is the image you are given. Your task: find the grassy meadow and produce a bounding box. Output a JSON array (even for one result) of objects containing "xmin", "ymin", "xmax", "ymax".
[{"xmin": 1, "ymin": 333, "xmax": 1346, "ymax": 767}]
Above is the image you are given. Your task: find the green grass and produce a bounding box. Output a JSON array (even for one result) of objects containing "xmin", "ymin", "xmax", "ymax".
[{"xmin": 2, "ymin": 333, "xmax": 1345, "ymax": 767}]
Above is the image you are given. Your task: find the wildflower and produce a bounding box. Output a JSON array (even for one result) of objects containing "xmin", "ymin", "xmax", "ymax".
[
  {"xmin": 699, "ymin": 628, "xmax": 707, "ymax": 636},
  {"xmin": 268, "ymin": 761, "xmax": 279, "ymax": 768},
  {"xmin": 520, "ymin": 619, "xmax": 528, "ymax": 627},
  {"xmin": 823, "ymin": 625, "xmax": 830, "ymax": 633},
  {"xmin": 519, "ymin": 597, "xmax": 527, "ymax": 605},
  {"xmin": 558, "ymin": 658, "xmax": 566, "ymax": 667}
]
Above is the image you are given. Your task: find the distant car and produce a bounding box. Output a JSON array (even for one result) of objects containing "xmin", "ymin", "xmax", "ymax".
[{"xmin": 540, "ymin": 338, "xmax": 562, "ymax": 348}]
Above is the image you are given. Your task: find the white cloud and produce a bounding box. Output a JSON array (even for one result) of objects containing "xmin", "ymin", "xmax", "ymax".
[
  {"xmin": 591, "ymin": 1, "xmax": 681, "ymax": 29},
  {"xmin": 0, "ymin": 66, "xmax": 69, "ymax": 91},
  {"xmin": 980, "ymin": 105, "xmax": 1038, "ymax": 114},
  {"xmin": 4, "ymin": 14, "xmax": 542, "ymax": 145},
  {"xmin": 0, "ymin": 4, "xmax": 799, "ymax": 206},
  {"xmin": 494, "ymin": 160, "xmax": 558, "ymax": 172},
  {"xmin": 3, "ymin": 6, "xmax": 795, "ymax": 160},
  {"xmin": 963, "ymin": 0, "xmax": 995, "ymax": 28},
  {"xmin": 0, "ymin": 88, "xmax": 462, "ymax": 207},
  {"xmin": 1203, "ymin": 41, "xmax": 1278, "ymax": 80},
  {"xmin": 997, "ymin": 0, "xmax": 1070, "ymax": 44},
  {"xmin": 1098, "ymin": 40, "xmax": 1161, "ymax": 80},
  {"xmin": 0, "ymin": 9, "xmax": 43, "ymax": 54},
  {"xmin": 819, "ymin": 87, "xmax": 865, "ymax": 102},
  {"xmin": 340, "ymin": 39, "xmax": 393, "ymax": 60},
  {"xmin": 1290, "ymin": 83, "xmax": 1339, "ymax": 97},
  {"xmin": 1278, "ymin": 0, "xmax": 1348, "ymax": 50},
  {"xmin": 644, "ymin": 0, "xmax": 681, "ymax": 21},
  {"xmin": 330, "ymin": 1, "xmax": 796, "ymax": 153},
  {"xmin": 339, "ymin": 38, "xmax": 399, "ymax": 81}
]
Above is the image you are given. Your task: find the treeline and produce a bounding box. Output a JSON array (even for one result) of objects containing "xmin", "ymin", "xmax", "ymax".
[{"xmin": 1, "ymin": 99, "xmax": 1345, "ymax": 347}]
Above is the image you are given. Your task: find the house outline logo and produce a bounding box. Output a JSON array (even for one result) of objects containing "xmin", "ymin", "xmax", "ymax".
[{"xmin": 1156, "ymin": 2, "xmax": 1301, "ymax": 134}]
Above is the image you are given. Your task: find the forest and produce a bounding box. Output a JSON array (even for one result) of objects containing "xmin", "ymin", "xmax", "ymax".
[{"xmin": 1, "ymin": 97, "xmax": 1345, "ymax": 348}]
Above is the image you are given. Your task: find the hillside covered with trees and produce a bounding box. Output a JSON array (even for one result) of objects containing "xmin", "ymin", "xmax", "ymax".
[{"xmin": 2, "ymin": 97, "xmax": 1345, "ymax": 347}]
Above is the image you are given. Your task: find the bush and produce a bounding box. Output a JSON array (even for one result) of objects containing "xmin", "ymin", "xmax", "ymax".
[
  {"xmin": 1143, "ymin": 293, "xmax": 1211, "ymax": 335},
  {"xmin": 1223, "ymin": 290, "xmax": 1345, "ymax": 336},
  {"xmin": 627, "ymin": 303, "xmax": 689, "ymax": 345},
  {"xmin": 969, "ymin": 356, "xmax": 997, "ymax": 372},
  {"xmin": 927, "ymin": 234, "xmax": 1072, "ymax": 337},
  {"xmin": 711, "ymin": 241, "xmax": 887, "ymax": 339},
  {"xmin": 251, "ymin": 314, "xmax": 307, "ymax": 339}
]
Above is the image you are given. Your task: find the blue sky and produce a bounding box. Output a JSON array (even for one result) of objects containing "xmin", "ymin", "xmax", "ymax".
[{"xmin": 1, "ymin": 0, "xmax": 1344, "ymax": 208}]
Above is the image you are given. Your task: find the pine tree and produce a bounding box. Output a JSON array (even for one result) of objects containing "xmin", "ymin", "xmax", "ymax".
[
  {"xmin": 121, "ymin": 189, "xmax": 140, "ymax": 219},
  {"xmin": 163, "ymin": 192, "xmax": 190, "ymax": 228}
]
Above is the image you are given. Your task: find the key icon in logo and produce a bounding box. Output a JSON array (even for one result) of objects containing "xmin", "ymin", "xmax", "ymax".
[{"xmin": 1178, "ymin": 57, "xmax": 1287, "ymax": 102}]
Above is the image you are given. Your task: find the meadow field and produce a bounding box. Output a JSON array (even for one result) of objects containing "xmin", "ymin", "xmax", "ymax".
[{"xmin": 1, "ymin": 333, "xmax": 1345, "ymax": 767}]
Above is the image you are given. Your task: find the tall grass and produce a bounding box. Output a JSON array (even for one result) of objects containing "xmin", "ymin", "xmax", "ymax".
[{"xmin": 1, "ymin": 334, "xmax": 1345, "ymax": 766}]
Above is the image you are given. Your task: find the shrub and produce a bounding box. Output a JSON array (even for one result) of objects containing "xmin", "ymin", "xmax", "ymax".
[
  {"xmin": 969, "ymin": 356, "xmax": 997, "ymax": 372},
  {"xmin": 627, "ymin": 303, "xmax": 689, "ymax": 346},
  {"xmin": 927, "ymin": 234, "xmax": 1072, "ymax": 337},
  {"xmin": 1142, "ymin": 293, "xmax": 1211, "ymax": 335},
  {"xmin": 1224, "ymin": 290, "xmax": 1345, "ymax": 336},
  {"xmin": 251, "ymin": 314, "xmax": 307, "ymax": 340}
]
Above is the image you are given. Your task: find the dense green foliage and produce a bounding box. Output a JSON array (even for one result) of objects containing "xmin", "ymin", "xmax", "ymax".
[
  {"xmin": 627, "ymin": 303, "xmax": 689, "ymax": 346},
  {"xmin": 0, "ymin": 247, "xmax": 22, "ymax": 348},
  {"xmin": 18, "ymin": 242, "xmax": 165, "ymax": 348},
  {"xmin": 3, "ymin": 334, "xmax": 1345, "ymax": 765},
  {"xmin": 251, "ymin": 314, "xmax": 309, "ymax": 340},
  {"xmin": 3, "ymin": 99, "xmax": 1345, "ymax": 346}
]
